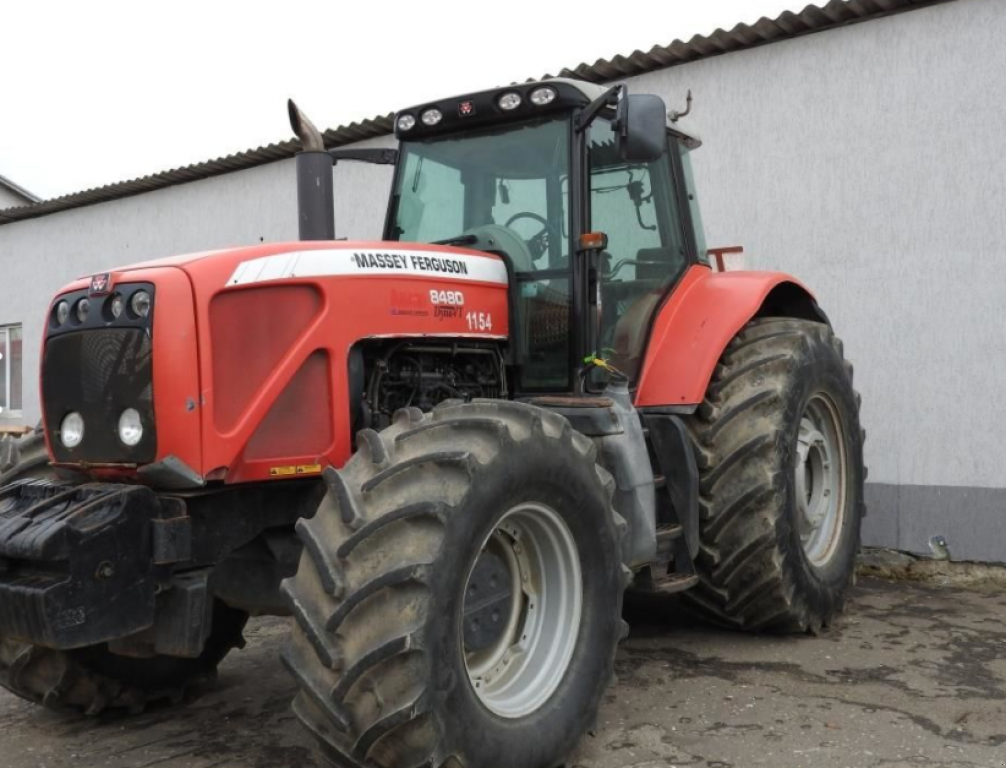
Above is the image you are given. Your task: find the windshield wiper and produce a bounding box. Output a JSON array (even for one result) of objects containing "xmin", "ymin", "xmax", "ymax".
[{"xmin": 432, "ymin": 235, "xmax": 478, "ymax": 247}]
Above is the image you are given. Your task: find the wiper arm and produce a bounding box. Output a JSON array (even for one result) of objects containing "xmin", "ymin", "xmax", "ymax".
[{"xmin": 432, "ymin": 235, "xmax": 478, "ymax": 247}]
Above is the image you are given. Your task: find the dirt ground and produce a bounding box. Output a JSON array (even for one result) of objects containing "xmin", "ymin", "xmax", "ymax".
[{"xmin": 1, "ymin": 577, "xmax": 1004, "ymax": 768}]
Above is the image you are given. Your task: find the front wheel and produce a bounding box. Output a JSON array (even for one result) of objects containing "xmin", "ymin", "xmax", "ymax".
[
  {"xmin": 680, "ymin": 318, "xmax": 866, "ymax": 633},
  {"xmin": 282, "ymin": 401, "xmax": 629, "ymax": 768}
]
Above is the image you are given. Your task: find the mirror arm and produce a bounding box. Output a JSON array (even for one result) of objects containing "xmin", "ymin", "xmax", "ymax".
[{"xmin": 575, "ymin": 85, "xmax": 622, "ymax": 133}]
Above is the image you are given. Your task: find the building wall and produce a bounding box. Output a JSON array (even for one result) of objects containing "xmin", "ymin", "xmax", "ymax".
[
  {"xmin": 631, "ymin": 0, "xmax": 1006, "ymax": 561},
  {"xmin": 1, "ymin": 0, "xmax": 1002, "ymax": 561}
]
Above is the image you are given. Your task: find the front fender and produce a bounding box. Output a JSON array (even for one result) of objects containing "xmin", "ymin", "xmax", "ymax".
[{"xmin": 635, "ymin": 265, "xmax": 826, "ymax": 408}]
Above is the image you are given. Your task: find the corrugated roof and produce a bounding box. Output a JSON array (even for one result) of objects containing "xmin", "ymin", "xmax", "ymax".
[
  {"xmin": 0, "ymin": 0, "xmax": 949, "ymax": 227},
  {"xmin": 550, "ymin": 0, "xmax": 950, "ymax": 82}
]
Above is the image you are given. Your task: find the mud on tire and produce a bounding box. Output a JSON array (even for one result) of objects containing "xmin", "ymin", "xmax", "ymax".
[
  {"xmin": 0, "ymin": 430, "xmax": 248, "ymax": 714},
  {"xmin": 680, "ymin": 318, "xmax": 866, "ymax": 633},
  {"xmin": 282, "ymin": 400, "xmax": 630, "ymax": 768}
]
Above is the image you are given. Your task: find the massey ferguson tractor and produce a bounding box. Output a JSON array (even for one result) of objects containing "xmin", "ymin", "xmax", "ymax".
[{"xmin": 0, "ymin": 79, "xmax": 864, "ymax": 768}]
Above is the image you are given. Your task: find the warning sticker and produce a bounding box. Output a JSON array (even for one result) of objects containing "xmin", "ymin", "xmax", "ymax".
[{"xmin": 270, "ymin": 464, "xmax": 323, "ymax": 477}]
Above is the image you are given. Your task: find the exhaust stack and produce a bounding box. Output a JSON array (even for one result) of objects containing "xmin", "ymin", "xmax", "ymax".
[{"xmin": 288, "ymin": 99, "xmax": 335, "ymax": 241}]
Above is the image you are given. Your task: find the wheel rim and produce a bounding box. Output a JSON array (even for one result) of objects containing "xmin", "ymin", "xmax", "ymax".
[
  {"xmin": 461, "ymin": 502, "xmax": 582, "ymax": 719},
  {"xmin": 795, "ymin": 392, "xmax": 848, "ymax": 567}
]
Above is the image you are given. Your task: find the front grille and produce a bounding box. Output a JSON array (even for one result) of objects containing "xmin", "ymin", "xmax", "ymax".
[{"xmin": 42, "ymin": 328, "xmax": 156, "ymax": 464}]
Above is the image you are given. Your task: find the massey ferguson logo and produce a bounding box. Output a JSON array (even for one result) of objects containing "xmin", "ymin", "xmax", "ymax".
[{"xmin": 89, "ymin": 272, "xmax": 111, "ymax": 296}]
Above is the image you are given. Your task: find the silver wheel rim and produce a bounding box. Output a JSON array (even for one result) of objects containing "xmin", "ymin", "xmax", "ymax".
[
  {"xmin": 796, "ymin": 392, "xmax": 847, "ymax": 567},
  {"xmin": 461, "ymin": 502, "xmax": 582, "ymax": 719}
]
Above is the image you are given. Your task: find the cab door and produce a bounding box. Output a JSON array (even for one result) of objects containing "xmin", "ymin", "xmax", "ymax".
[{"xmin": 587, "ymin": 120, "xmax": 694, "ymax": 383}]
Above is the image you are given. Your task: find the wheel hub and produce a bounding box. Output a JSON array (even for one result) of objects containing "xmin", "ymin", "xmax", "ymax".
[
  {"xmin": 795, "ymin": 393, "xmax": 847, "ymax": 567},
  {"xmin": 462, "ymin": 548, "xmax": 515, "ymax": 653},
  {"xmin": 461, "ymin": 502, "xmax": 582, "ymax": 719}
]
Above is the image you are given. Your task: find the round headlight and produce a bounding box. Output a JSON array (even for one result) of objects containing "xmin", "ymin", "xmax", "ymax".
[
  {"xmin": 397, "ymin": 114, "xmax": 416, "ymax": 131},
  {"xmin": 109, "ymin": 293, "xmax": 124, "ymax": 319},
  {"xmin": 118, "ymin": 408, "xmax": 143, "ymax": 447},
  {"xmin": 60, "ymin": 412, "xmax": 85, "ymax": 448},
  {"xmin": 497, "ymin": 92, "xmax": 522, "ymax": 111},
  {"xmin": 421, "ymin": 108, "xmax": 443, "ymax": 126},
  {"xmin": 529, "ymin": 87, "xmax": 557, "ymax": 106},
  {"xmin": 75, "ymin": 298, "xmax": 90, "ymax": 323},
  {"xmin": 55, "ymin": 301, "xmax": 70, "ymax": 326},
  {"xmin": 130, "ymin": 290, "xmax": 152, "ymax": 318}
]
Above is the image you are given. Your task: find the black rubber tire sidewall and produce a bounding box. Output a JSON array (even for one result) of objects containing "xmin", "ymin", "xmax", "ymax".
[
  {"xmin": 424, "ymin": 440, "xmax": 623, "ymax": 768},
  {"xmin": 779, "ymin": 330, "xmax": 864, "ymax": 609}
]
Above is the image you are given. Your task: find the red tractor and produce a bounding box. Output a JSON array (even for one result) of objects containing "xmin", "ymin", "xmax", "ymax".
[{"xmin": 0, "ymin": 79, "xmax": 864, "ymax": 768}]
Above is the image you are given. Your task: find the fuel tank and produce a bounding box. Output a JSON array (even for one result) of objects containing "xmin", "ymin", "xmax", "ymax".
[{"xmin": 43, "ymin": 241, "xmax": 509, "ymax": 486}]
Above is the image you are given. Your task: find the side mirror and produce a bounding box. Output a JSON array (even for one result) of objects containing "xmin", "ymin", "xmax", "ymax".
[{"xmin": 615, "ymin": 93, "xmax": 667, "ymax": 163}]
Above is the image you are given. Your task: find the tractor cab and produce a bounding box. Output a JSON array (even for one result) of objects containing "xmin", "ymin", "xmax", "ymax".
[{"xmin": 389, "ymin": 79, "xmax": 706, "ymax": 393}]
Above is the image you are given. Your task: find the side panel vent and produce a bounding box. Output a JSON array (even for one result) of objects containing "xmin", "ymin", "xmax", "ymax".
[
  {"xmin": 244, "ymin": 351, "xmax": 333, "ymax": 461},
  {"xmin": 210, "ymin": 286, "xmax": 322, "ymax": 432}
]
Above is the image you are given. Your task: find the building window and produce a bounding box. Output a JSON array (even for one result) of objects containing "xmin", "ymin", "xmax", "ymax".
[{"xmin": 0, "ymin": 325, "xmax": 22, "ymax": 416}]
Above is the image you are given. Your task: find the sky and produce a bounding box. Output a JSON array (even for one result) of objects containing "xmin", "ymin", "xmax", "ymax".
[{"xmin": 0, "ymin": 0, "xmax": 808, "ymax": 201}]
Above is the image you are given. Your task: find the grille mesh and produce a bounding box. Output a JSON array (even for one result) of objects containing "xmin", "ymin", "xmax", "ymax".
[{"xmin": 42, "ymin": 329, "xmax": 156, "ymax": 464}]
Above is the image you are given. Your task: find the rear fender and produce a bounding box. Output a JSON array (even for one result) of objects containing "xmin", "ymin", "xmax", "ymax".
[{"xmin": 635, "ymin": 265, "xmax": 828, "ymax": 408}]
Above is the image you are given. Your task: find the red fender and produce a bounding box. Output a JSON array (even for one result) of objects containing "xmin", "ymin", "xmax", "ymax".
[{"xmin": 634, "ymin": 265, "xmax": 824, "ymax": 408}]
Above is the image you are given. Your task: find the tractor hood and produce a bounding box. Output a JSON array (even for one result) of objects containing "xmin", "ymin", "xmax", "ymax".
[{"xmin": 45, "ymin": 240, "xmax": 510, "ymax": 486}]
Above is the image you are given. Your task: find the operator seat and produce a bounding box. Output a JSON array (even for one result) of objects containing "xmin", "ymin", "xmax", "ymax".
[{"xmin": 605, "ymin": 247, "xmax": 682, "ymax": 375}]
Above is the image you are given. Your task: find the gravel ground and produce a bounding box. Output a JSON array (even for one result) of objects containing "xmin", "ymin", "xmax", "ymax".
[{"xmin": 1, "ymin": 577, "xmax": 1004, "ymax": 768}]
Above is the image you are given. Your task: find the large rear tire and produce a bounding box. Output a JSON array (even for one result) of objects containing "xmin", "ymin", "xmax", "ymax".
[
  {"xmin": 680, "ymin": 318, "xmax": 865, "ymax": 633},
  {"xmin": 0, "ymin": 430, "xmax": 248, "ymax": 714},
  {"xmin": 283, "ymin": 401, "xmax": 629, "ymax": 768}
]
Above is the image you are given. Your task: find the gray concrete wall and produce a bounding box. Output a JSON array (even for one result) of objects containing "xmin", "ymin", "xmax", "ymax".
[
  {"xmin": 628, "ymin": 0, "xmax": 1006, "ymax": 561},
  {"xmin": 1, "ymin": 0, "xmax": 1002, "ymax": 561}
]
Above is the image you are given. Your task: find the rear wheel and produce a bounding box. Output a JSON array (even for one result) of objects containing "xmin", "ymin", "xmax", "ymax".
[
  {"xmin": 0, "ymin": 430, "xmax": 248, "ymax": 714},
  {"xmin": 680, "ymin": 318, "xmax": 865, "ymax": 633},
  {"xmin": 283, "ymin": 401, "xmax": 629, "ymax": 768}
]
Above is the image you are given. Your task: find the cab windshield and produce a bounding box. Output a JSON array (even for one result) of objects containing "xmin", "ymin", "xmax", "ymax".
[
  {"xmin": 389, "ymin": 116, "xmax": 570, "ymax": 272},
  {"xmin": 390, "ymin": 117, "xmax": 574, "ymax": 390}
]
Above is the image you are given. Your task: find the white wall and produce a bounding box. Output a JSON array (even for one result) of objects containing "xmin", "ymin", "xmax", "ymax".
[{"xmin": 634, "ymin": 0, "xmax": 1006, "ymax": 493}]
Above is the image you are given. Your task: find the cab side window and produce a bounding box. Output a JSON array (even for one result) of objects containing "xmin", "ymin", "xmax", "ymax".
[{"xmin": 589, "ymin": 120, "xmax": 688, "ymax": 382}]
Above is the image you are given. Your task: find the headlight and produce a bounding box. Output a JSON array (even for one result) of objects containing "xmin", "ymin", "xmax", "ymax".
[
  {"xmin": 130, "ymin": 290, "xmax": 152, "ymax": 318},
  {"xmin": 421, "ymin": 108, "xmax": 443, "ymax": 126},
  {"xmin": 118, "ymin": 408, "xmax": 143, "ymax": 446},
  {"xmin": 497, "ymin": 92, "xmax": 522, "ymax": 111},
  {"xmin": 529, "ymin": 87, "xmax": 557, "ymax": 106},
  {"xmin": 396, "ymin": 114, "xmax": 416, "ymax": 131},
  {"xmin": 60, "ymin": 412, "xmax": 85, "ymax": 448},
  {"xmin": 109, "ymin": 293, "xmax": 124, "ymax": 319},
  {"xmin": 55, "ymin": 301, "xmax": 70, "ymax": 326},
  {"xmin": 75, "ymin": 298, "xmax": 90, "ymax": 323}
]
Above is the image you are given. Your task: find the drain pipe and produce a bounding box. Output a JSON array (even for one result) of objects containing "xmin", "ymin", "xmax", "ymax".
[{"xmin": 288, "ymin": 99, "xmax": 335, "ymax": 241}]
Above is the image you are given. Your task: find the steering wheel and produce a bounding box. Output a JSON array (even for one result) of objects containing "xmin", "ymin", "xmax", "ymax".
[{"xmin": 505, "ymin": 212, "xmax": 563, "ymax": 263}]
